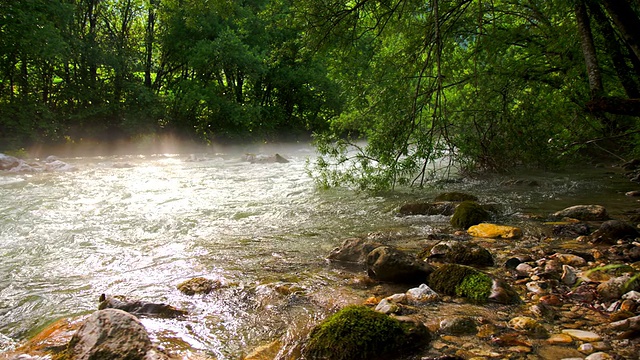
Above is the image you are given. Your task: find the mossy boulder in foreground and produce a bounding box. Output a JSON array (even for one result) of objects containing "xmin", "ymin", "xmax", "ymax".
[
  {"xmin": 429, "ymin": 264, "xmax": 520, "ymax": 304},
  {"xmin": 303, "ymin": 305, "xmax": 431, "ymax": 360},
  {"xmin": 450, "ymin": 201, "xmax": 490, "ymax": 229}
]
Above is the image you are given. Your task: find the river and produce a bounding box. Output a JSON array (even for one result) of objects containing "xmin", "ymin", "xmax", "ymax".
[{"xmin": 0, "ymin": 143, "xmax": 637, "ymax": 358}]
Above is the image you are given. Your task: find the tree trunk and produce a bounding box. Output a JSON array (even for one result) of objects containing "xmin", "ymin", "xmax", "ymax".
[
  {"xmin": 588, "ymin": 2, "xmax": 640, "ymax": 98},
  {"xmin": 602, "ymin": 0, "xmax": 640, "ymax": 63},
  {"xmin": 575, "ymin": 1, "xmax": 604, "ymax": 99},
  {"xmin": 145, "ymin": 1, "xmax": 157, "ymax": 89}
]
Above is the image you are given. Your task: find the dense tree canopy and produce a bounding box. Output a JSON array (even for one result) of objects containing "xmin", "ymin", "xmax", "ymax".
[{"xmin": 1, "ymin": 0, "xmax": 640, "ymax": 189}]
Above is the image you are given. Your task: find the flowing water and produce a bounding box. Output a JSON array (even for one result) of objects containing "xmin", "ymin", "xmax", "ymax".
[{"xmin": 0, "ymin": 144, "xmax": 638, "ymax": 358}]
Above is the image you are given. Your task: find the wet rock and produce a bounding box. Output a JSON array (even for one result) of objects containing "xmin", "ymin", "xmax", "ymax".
[
  {"xmin": 303, "ymin": 305, "xmax": 430, "ymax": 360},
  {"xmin": 425, "ymin": 241, "xmax": 494, "ymax": 267},
  {"xmin": 450, "ymin": 201, "xmax": 490, "ymax": 229},
  {"xmin": 591, "ymin": 220, "xmax": 639, "ymax": 244},
  {"xmin": 622, "ymin": 290, "xmax": 640, "ymax": 301},
  {"xmin": 438, "ymin": 316, "xmax": 477, "ymax": 335},
  {"xmin": 397, "ymin": 202, "xmax": 457, "ymax": 216},
  {"xmin": 405, "ymin": 284, "xmax": 439, "ymax": 304},
  {"xmin": 597, "ymin": 274, "xmax": 640, "ymax": 301},
  {"xmin": 366, "ymin": 246, "xmax": 433, "ymax": 284},
  {"xmin": 44, "ymin": 160, "xmax": 76, "ymax": 172},
  {"xmin": 375, "ymin": 298, "xmax": 400, "ymax": 314},
  {"xmin": 244, "ymin": 340, "xmax": 282, "ymax": 360},
  {"xmin": 585, "ymin": 352, "xmax": 614, "ymax": 360},
  {"xmin": 428, "ymin": 264, "xmax": 519, "ymax": 304},
  {"xmin": 568, "ymin": 283, "xmax": 598, "ymax": 303},
  {"xmin": 515, "ymin": 263, "xmax": 534, "ymax": 277},
  {"xmin": 433, "ymin": 192, "xmax": 478, "ymax": 202},
  {"xmin": 552, "ymin": 222, "xmax": 591, "ymax": 238},
  {"xmin": 328, "ymin": 238, "xmax": 382, "ymax": 264},
  {"xmin": 561, "ymin": 265, "xmax": 578, "ymax": 286},
  {"xmin": 552, "ymin": 205, "xmax": 609, "ymax": 221},
  {"xmin": 536, "ymin": 345, "xmax": 584, "ymax": 359},
  {"xmin": 64, "ymin": 309, "xmax": 153, "ymax": 360},
  {"xmin": 562, "ymin": 329, "xmax": 603, "ymax": 342},
  {"xmin": 609, "ymin": 315, "xmax": 640, "ymax": 331},
  {"xmin": 467, "ymin": 223, "xmax": 522, "ymax": 239},
  {"xmin": 0, "ymin": 153, "xmax": 20, "ymax": 170},
  {"xmin": 625, "ymin": 190, "xmax": 640, "ymax": 197},
  {"xmin": 98, "ymin": 294, "xmax": 187, "ymax": 318},
  {"xmin": 546, "ymin": 333, "xmax": 574, "ymax": 344},
  {"xmin": 508, "ymin": 316, "xmax": 549, "ymax": 338},
  {"xmin": 551, "ymin": 253, "xmax": 587, "ymax": 267},
  {"xmin": 177, "ymin": 277, "xmax": 221, "ymax": 295}
]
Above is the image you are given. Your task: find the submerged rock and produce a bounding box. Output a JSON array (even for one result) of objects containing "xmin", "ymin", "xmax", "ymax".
[
  {"xmin": 244, "ymin": 153, "xmax": 289, "ymax": 164},
  {"xmin": 367, "ymin": 246, "xmax": 433, "ymax": 284},
  {"xmin": 328, "ymin": 237, "xmax": 382, "ymax": 264},
  {"xmin": 467, "ymin": 223, "xmax": 522, "ymax": 239},
  {"xmin": 177, "ymin": 277, "xmax": 221, "ymax": 295},
  {"xmin": 508, "ymin": 316, "xmax": 549, "ymax": 339},
  {"xmin": 551, "ymin": 205, "xmax": 609, "ymax": 221},
  {"xmin": 303, "ymin": 305, "xmax": 430, "ymax": 360},
  {"xmin": 450, "ymin": 201, "xmax": 490, "ymax": 229},
  {"xmin": 98, "ymin": 294, "xmax": 187, "ymax": 318}
]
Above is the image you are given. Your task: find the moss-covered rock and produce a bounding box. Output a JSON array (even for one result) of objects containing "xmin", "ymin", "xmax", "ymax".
[
  {"xmin": 303, "ymin": 306, "xmax": 430, "ymax": 360},
  {"xmin": 177, "ymin": 277, "xmax": 221, "ymax": 295},
  {"xmin": 429, "ymin": 264, "xmax": 519, "ymax": 304},
  {"xmin": 397, "ymin": 202, "xmax": 457, "ymax": 216},
  {"xmin": 434, "ymin": 192, "xmax": 478, "ymax": 202},
  {"xmin": 450, "ymin": 201, "xmax": 490, "ymax": 229},
  {"xmin": 424, "ymin": 241, "xmax": 494, "ymax": 267}
]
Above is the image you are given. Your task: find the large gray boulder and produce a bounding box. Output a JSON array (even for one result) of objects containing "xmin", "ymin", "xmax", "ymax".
[
  {"xmin": 66, "ymin": 309, "xmax": 152, "ymax": 360},
  {"xmin": 367, "ymin": 246, "xmax": 433, "ymax": 284}
]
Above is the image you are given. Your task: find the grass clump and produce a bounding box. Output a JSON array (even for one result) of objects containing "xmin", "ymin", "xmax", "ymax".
[{"xmin": 303, "ymin": 305, "xmax": 427, "ymax": 360}]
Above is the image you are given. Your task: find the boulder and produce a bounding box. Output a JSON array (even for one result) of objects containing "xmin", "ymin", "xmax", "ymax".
[
  {"xmin": 0, "ymin": 153, "xmax": 21, "ymax": 170},
  {"xmin": 63, "ymin": 309, "xmax": 152, "ymax": 360},
  {"xmin": 438, "ymin": 316, "xmax": 478, "ymax": 335},
  {"xmin": 551, "ymin": 205, "xmax": 609, "ymax": 221},
  {"xmin": 591, "ymin": 220, "xmax": 639, "ymax": 244},
  {"xmin": 397, "ymin": 202, "xmax": 457, "ymax": 216},
  {"xmin": 367, "ymin": 246, "xmax": 433, "ymax": 284},
  {"xmin": 98, "ymin": 294, "xmax": 187, "ymax": 318},
  {"xmin": 552, "ymin": 223, "xmax": 590, "ymax": 238},
  {"xmin": 302, "ymin": 305, "xmax": 430, "ymax": 360},
  {"xmin": 428, "ymin": 264, "xmax": 520, "ymax": 304},
  {"xmin": 328, "ymin": 238, "xmax": 382, "ymax": 264},
  {"xmin": 467, "ymin": 223, "xmax": 522, "ymax": 239},
  {"xmin": 450, "ymin": 201, "xmax": 490, "ymax": 229},
  {"xmin": 177, "ymin": 277, "xmax": 221, "ymax": 295},
  {"xmin": 425, "ymin": 241, "xmax": 494, "ymax": 267},
  {"xmin": 433, "ymin": 192, "xmax": 478, "ymax": 202}
]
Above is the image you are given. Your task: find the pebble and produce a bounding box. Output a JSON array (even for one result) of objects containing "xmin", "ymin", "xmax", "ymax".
[
  {"xmin": 561, "ymin": 265, "xmax": 578, "ymax": 285},
  {"xmin": 579, "ymin": 342, "xmax": 595, "ymax": 354},
  {"xmin": 546, "ymin": 333, "xmax": 574, "ymax": 344},
  {"xmin": 552, "ymin": 253, "xmax": 587, "ymax": 267},
  {"xmin": 585, "ymin": 352, "xmax": 614, "ymax": 360},
  {"xmin": 561, "ymin": 329, "xmax": 602, "ymax": 342}
]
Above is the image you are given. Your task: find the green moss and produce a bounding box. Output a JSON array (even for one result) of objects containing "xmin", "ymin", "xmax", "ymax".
[
  {"xmin": 455, "ymin": 273, "xmax": 493, "ymax": 302},
  {"xmin": 303, "ymin": 305, "xmax": 423, "ymax": 360},
  {"xmin": 434, "ymin": 192, "xmax": 478, "ymax": 202},
  {"xmin": 450, "ymin": 201, "xmax": 490, "ymax": 229},
  {"xmin": 428, "ymin": 264, "xmax": 493, "ymax": 303}
]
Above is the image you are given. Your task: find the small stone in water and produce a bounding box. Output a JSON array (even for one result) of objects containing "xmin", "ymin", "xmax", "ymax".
[
  {"xmin": 546, "ymin": 333, "xmax": 574, "ymax": 344},
  {"xmin": 579, "ymin": 342, "xmax": 595, "ymax": 354},
  {"xmin": 585, "ymin": 352, "xmax": 614, "ymax": 360}
]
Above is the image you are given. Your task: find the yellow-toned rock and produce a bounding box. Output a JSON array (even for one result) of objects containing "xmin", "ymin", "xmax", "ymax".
[{"xmin": 467, "ymin": 223, "xmax": 522, "ymax": 239}]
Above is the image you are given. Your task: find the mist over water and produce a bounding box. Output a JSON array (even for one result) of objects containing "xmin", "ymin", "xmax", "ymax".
[{"xmin": 1, "ymin": 140, "xmax": 637, "ymax": 357}]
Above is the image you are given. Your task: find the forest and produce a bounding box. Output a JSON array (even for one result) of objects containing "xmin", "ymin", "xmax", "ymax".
[{"xmin": 2, "ymin": 0, "xmax": 640, "ymax": 189}]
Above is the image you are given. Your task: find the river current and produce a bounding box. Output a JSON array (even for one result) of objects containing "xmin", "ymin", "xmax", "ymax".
[{"xmin": 0, "ymin": 144, "xmax": 637, "ymax": 358}]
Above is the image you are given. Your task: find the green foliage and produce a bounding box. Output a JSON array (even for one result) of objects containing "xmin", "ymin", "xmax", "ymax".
[
  {"xmin": 303, "ymin": 305, "xmax": 427, "ymax": 360},
  {"xmin": 450, "ymin": 201, "xmax": 490, "ymax": 229},
  {"xmin": 455, "ymin": 273, "xmax": 493, "ymax": 302}
]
